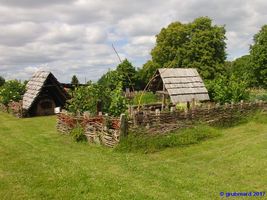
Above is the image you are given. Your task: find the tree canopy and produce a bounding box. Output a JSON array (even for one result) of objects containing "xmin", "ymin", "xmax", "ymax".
[
  {"xmin": 116, "ymin": 59, "xmax": 136, "ymax": 90},
  {"xmin": 250, "ymin": 25, "xmax": 267, "ymax": 88},
  {"xmin": 98, "ymin": 59, "xmax": 137, "ymax": 91},
  {"xmin": 0, "ymin": 76, "xmax": 5, "ymax": 87},
  {"xmin": 71, "ymin": 75, "xmax": 80, "ymax": 85},
  {"xmin": 150, "ymin": 17, "xmax": 226, "ymax": 80}
]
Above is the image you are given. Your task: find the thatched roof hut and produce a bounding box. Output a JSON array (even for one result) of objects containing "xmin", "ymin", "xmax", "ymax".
[
  {"xmin": 150, "ymin": 68, "xmax": 209, "ymax": 104},
  {"xmin": 23, "ymin": 71, "xmax": 69, "ymax": 117}
]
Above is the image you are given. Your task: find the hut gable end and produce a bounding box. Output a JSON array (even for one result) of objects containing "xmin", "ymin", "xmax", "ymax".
[{"xmin": 22, "ymin": 71, "xmax": 68, "ymax": 116}]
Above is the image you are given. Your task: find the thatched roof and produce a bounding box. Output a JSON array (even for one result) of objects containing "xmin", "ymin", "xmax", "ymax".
[
  {"xmin": 22, "ymin": 71, "xmax": 68, "ymax": 110},
  {"xmin": 156, "ymin": 68, "xmax": 209, "ymax": 103}
]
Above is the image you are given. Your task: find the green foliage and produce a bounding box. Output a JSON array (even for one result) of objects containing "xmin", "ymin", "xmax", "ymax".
[
  {"xmin": 109, "ymin": 82, "xmax": 127, "ymax": 117},
  {"xmin": 115, "ymin": 124, "xmax": 221, "ymax": 153},
  {"xmin": 206, "ymin": 75, "xmax": 249, "ymax": 103},
  {"xmin": 116, "ymin": 59, "xmax": 137, "ymax": 90},
  {"xmin": 98, "ymin": 70, "xmax": 122, "ymax": 91},
  {"xmin": 71, "ymin": 75, "xmax": 79, "ymax": 85},
  {"xmin": 0, "ymin": 80, "xmax": 26, "ymax": 106},
  {"xmin": 70, "ymin": 124, "xmax": 87, "ymax": 142},
  {"xmin": 67, "ymin": 84, "xmax": 111, "ymax": 115},
  {"xmin": 98, "ymin": 59, "xmax": 137, "ymax": 91},
  {"xmin": 231, "ymin": 55, "xmax": 253, "ymax": 83},
  {"xmin": 0, "ymin": 76, "xmax": 5, "ymax": 87},
  {"xmin": 132, "ymin": 91, "xmax": 159, "ymax": 105},
  {"xmin": 150, "ymin": 17, "xmax": 226, "ymax": 80},
  {"xmin": 250, "ymin": 25, "xmax": 267, "ymax": 88},
  {"xmin": 136, "ymin": 60, "xmax": 160, "ymax": 89}
]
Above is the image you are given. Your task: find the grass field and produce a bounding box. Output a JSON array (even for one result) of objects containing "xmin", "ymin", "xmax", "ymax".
[{"xmin": 0, "ymin": 112, "xmax": 267, "ymax": 200}]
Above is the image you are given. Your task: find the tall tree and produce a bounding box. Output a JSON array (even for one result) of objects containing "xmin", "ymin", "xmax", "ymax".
[
  {"xmin": 71, "ymin": 75, "xmax": 79, "ymax": 85},
  {"xmin": 150, "ymin": 17, "xmax": 226, "ymax": 80},
  {"xmin": 0, "ymin": 76, "xmax": 5, "ymax": 87},
  {"xmin": 250, "ymin": 25, "xmax": 267, "ymax": 88},
  {"xmin": 116, "ymin": 59, "xmax": 136, "ymax": 90}
]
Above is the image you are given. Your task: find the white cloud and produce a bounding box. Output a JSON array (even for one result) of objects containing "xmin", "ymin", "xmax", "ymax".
[{"xmin": 0, "ymin": 0, "xmax": 266, "ymax": 82}]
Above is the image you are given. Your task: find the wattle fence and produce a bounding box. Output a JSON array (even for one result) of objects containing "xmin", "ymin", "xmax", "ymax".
[
  {"xmin": 56, "ymin": 100, "xmax": 267, "ymax": 147},
  {"xmin": 56, "ymin": 113, "xmax": 127, "ymax": 147},
  {"xmin": 129, "ymin": 101, "xmax": 267, "ymax": 134},
  {"xmin": 0, "ymin": 101, "xmax": 23, "ymax": 118}
]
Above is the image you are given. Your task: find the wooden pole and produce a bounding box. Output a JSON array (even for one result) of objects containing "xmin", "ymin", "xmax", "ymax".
[{"xmin": 120, "ymin": 114, "xmax": 128, "ymax": 138}]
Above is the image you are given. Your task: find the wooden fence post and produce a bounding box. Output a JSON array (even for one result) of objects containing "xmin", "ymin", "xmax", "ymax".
[{"xmin": 120, "ymin": 114, "xmax": 128, "ymax": 138}]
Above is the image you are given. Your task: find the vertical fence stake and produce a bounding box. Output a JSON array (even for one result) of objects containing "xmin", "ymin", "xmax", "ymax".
[{"xmin": 120, "ymin": 114, "xmax": 127, "ymax": 139}]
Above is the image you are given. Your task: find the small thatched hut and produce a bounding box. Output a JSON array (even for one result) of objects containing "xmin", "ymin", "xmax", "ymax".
[
  {"xmin": 150, "ymin": 68, "xmax": 209, "ymax": 105},
  {"xmin": 22, "ymin": 71, "xmax": 69, "ymax": 117}
]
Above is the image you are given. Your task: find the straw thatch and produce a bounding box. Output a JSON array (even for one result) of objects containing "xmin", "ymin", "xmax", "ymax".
[
  {"xmin": 22, "ymin": 71, "xmax": 68, "ymax": 115},
  {"xmin": 154, "ymin": 68, "xmax": 209, "ymax": 103}
]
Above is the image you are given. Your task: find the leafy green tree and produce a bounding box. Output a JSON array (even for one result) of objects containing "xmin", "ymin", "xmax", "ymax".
[
  {"xmin": 230, "ymin": 55, "xmax": 254, "ymax": 85},
  {"xmin": 0, "ymin": 80, "xmax": 26, "ymax": 106},
  {"xmin": 98, "ymin": 70, "xmax": 122, "ymax": 91},
  {"xmin": 0, "ymin": 76, "xmax": 5, "ymax": 87},
  {"xmin": 116, "ymin": 59, "xmax": 136, "ymax": 90},
  {"xmin": 250, "ymin": 25, "xmax": 267, "ymax": 88},
  {"xmin": 71, "ymin": 75, "xmax": 79, "ymax": 85},
  {"xmin": 151, "ymin": 17, "xmax": 226, "ymax": 80},
  {"xmin": 98, "ymin": 59, "xmax": 137, "ymax": 91}
]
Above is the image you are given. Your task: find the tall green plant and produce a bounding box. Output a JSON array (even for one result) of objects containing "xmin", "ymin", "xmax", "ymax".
[
  {"xmin": 109, "ymin": 82, "xmax": 127, "ymax": 117},
  {"xmin": 207, "ymin": 75, "xmax": 249, "ymax": 103},
  {"xmin": 67, "ymin": 84, "xmax": 111, "ymax": 115}
]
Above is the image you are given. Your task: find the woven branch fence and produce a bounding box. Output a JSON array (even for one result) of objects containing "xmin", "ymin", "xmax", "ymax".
[
  {"xmin": 56, "ymin": 113, "xmax": 127, "ymax": 147},
  {"xmin": 129, "ymin": 101, "xmax": 267, "ymax": 134}
]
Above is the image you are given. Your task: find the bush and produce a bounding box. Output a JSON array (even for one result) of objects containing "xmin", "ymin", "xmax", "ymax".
[
  {"xmin": 0, "ymin": 80, "xmax": 26, "ymax": 106},
  {"xmin": 70, "ymin": 124, "xmax": 87, "ymax": 142},
  {"xmin": 115, "ymin": 124, "xmax": 221, "ymax": 153},
  {"xmin": 67, "ymin": 84, "xmax": 111, "ymax": 115},
  {"xmin": 206, "ymin": 75, "xmax": 249, "ymax": 103}
]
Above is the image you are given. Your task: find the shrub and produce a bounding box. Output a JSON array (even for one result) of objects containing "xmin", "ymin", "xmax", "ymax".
[
  {"xmin": 70, "ymin": 124, "xmax": 87, "ymax": 142},
  {"xmin": 0, "ymin": 80, "xmax": 26, "ymax": 106},
  {"xmin": 206, "ymin": 75, "xmax": 249, "ymax": 103},
  {"xmin": 67, "ymin": 84, "xmax": 111, "ymax": 115}
]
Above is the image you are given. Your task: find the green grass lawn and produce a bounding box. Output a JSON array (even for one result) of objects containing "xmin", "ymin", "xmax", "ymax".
[{"xmin": 0, "ymin": 112, "xmax": 267, "ymax": 200}]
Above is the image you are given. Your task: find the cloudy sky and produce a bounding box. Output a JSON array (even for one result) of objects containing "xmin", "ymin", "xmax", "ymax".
[{"xmin": 0, "ymin": 0, "xmax": 266, "ymax": 82}]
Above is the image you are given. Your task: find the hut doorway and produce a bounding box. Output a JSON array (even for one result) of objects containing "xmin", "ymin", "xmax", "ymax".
[{"xmin": 36, "ymin": 98, "xmax": 56, "ymax": 116}]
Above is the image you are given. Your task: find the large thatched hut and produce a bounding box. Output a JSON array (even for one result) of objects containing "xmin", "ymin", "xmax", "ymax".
[
  {"xmin": 22, "ymin": 71, "xmax": 69, "ymax": 117},
  {"xmin": 150, "ymin": 68, "xmax": 209, "ymax": 104}
]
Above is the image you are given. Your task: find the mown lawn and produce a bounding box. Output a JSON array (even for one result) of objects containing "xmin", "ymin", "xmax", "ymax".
[{"xmin": 0, "ymin": 112, "xmax": 267, "ymax": 200}]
